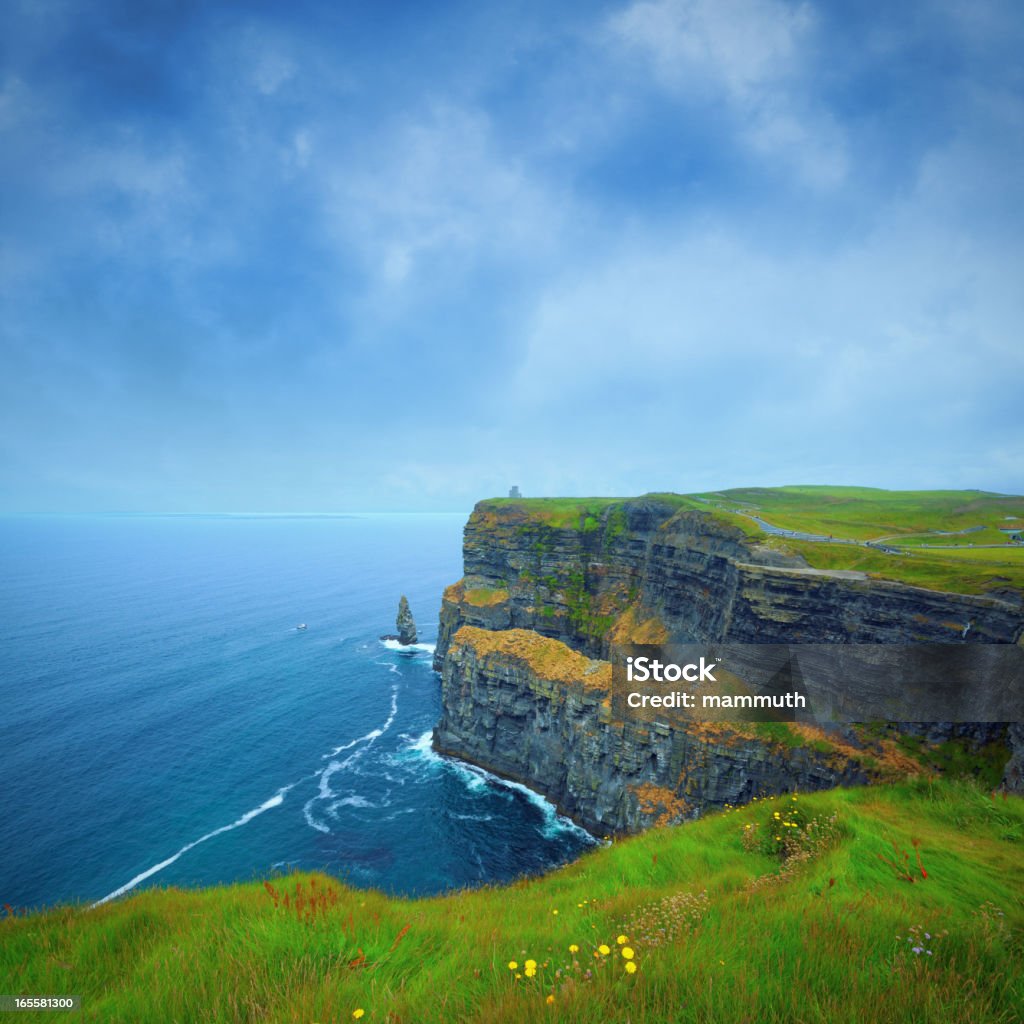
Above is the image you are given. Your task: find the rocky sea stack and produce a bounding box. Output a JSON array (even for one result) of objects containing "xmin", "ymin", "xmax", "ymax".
[{"xmin": 396, "ymin": 595, "xmax": 418, "ymax": 645}]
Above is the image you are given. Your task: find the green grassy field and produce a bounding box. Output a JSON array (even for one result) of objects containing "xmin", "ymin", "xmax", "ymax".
[
  {"xmin": 693, "ymin": 486, "xmax": 1024, "ymax": 542},
  {"xmin": 900, "ymin": 546, "xmax": 1024, "ymax": 564},
  {"xmin": 4, "ymin": 780, "xmax": 1022, "ymax": 1023},
  {"xmin": 481, "ymin": 495, "xmax": 700, "ymax": 529},
  {"xmin": 692, "ymin": 487, "xmax": 1024, "ymax": 595}
]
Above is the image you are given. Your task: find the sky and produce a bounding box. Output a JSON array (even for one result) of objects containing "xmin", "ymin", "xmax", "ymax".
[{"xmin": 1, "ymin": 0, "xmax": 1022, "ymax": 512}]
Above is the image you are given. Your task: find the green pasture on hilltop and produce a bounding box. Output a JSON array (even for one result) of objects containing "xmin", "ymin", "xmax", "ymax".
[
  {"xmin": 482, "ymin": 495, "xmax": 697, "ymax": 529},
  {"xmin": 693, "ymin": 486, "xmax": 1024, "ymax": 595},
  {"xmin": 4, "ymin": 780, "xmax": 1022, "ymax": 1023},
  {"xmin": 694, "ymin": 485, "xmax": 1023, "ymax": 542}
]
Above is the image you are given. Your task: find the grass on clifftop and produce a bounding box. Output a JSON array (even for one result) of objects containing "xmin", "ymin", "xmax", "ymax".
[
  {"xmin": 3, "ymin": 780, "xmax": 1022, "ymax": 1023},
  {"xmin": 480, "ymin": 495, "xmax": 703, "ymax": 529},
  {"xmin": 695, "ymin": 485, "xmax": 1023, "ymax": 544}
]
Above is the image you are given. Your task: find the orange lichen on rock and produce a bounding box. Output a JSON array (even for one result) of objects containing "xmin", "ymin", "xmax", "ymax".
[
  {"xmin": 797, "ymin": 723, "xmax": 923, "ymax": 776},
  {"xmin": 679, "ymin": 720, "xmax": 748, "ymax": 744},
  {"xmin": 679, "ymin": 719, "xmax": 919, "ymax": 778},
  {"xmin": 443, "ymin": 579, "xmax": 466, "ymax": 603},
  {"xmin": 451, "ymin": 626, "xmax": 612, "ymax": 690},
  {"xmin": 607, "ymin": 604, "xmax": 670, "ymax": 646},
  {"xmin": 462, "ymin": 587, "xmax": 510, "ymax": 607},
  {"xmin": 631, "ymin": 783, "xmax": 690, "ymax": 827}
]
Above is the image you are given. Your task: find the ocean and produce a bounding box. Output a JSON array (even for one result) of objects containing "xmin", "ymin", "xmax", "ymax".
[{"xmin": 0, "ymin": 514, "xmax": 595, "ymax": 910}]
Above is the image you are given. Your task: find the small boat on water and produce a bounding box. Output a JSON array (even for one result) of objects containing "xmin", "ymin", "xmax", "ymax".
[{"xmin": 296, "ymin": 623, "xmax": 308, "ymax": 631}]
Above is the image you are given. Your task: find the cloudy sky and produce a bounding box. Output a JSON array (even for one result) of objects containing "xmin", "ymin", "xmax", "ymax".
[{"xmin": 1, "ymin": 0, "xmax": 1021, "ymax": 511}]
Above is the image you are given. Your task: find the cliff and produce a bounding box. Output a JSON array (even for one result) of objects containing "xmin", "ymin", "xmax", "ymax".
[
  {"xmin": 432, "ymin": 497, "xmax": 1024, "ymax": 834},
  {"xmin": 433, "ymin": 626, "xmax": 891, "ymax": 834},
  {"xmin": 435, "ymin": 498, "xmax": 1023, "ymax": 669}
]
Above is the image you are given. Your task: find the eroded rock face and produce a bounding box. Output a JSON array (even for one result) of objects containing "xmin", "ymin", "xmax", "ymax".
[
  {"xmin": 432, "ymin": 627, "xmax": 873, "ymax": 835},
  {"xmin": 435, "ymin": 500, "xmax": 1023, "ymax": 670},
  {"xmin": 397, "ymin": 595, "xmax": 418, "ymax": 645},
  {"xmin": 1003, "ymin": 723, "xmax": 1024, "ymax": 793},
  {"xmin": 431, "ymin": 499, "xmax": 1024, "ymax": 829}
]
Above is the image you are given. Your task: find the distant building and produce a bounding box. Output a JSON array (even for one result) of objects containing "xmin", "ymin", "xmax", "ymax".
[
  {"xmin": 999, "ymin": 527, "xmax": 1022, "ymax": 543},
  {"xmin": 508, "ymin": 485, "xmax": 522, "ymax": 498}
]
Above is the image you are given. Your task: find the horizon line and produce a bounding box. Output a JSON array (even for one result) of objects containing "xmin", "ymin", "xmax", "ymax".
[{"xmin": 0, "ymin": 510, "xmax": 474, "ymax": 518}]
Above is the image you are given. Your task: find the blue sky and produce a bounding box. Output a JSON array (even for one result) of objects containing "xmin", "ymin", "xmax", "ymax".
[{"xmin": 1, "ymin": 0, "xmax": 1021, "ymax": 511}]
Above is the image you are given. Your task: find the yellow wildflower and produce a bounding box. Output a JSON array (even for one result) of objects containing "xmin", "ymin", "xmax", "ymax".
[
  {"xmin": 616, "ymin": 934, "xmax": 628, "ymax": 944},
  {"xmin": 569, "ymin": 944, "xmax": 579, "ymax": 953},
  {"xmin": 625, "ymin": 961, "xmax": 637, "ymax": 974},
  {"xmin": 508, "ymin": 961, "xmax": 518, "ymax": 971},
  {"xmin": 621, "ymin": 947, "xmax": 635, "ymax": 960},
  {"xmin": 352, "ymin": 1012, "xmax": 364, "ymax": 1021},
  {"xmin": 546, "ymin": 994, "xmax": 555, "ymax": 1005},
  {"xmin": 525, "ymin": 967, "xmax": 536, "ymax": 978},
  {"xmin": 525, "ymin": 959, "xmax": 536, "ymax": 970},
  {"xmin": 598, "ymin": 944, "xmax": 610, "ymax": 956}
]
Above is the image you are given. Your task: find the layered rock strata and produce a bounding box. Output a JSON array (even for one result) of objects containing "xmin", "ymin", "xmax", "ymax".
[{"xmin": 432, "ymin": 498, "xmax": 1024, "ymax": 833}]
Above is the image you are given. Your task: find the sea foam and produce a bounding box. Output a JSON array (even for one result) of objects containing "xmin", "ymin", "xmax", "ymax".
[
  {"xmin": 92, "ymin": 787, "xmax": 291, "ymax": 906},
  {"xmin": 402, "ymin": 731, "xmax": 595, "ymax": 842}
]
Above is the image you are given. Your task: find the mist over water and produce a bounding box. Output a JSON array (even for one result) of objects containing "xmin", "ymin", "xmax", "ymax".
[{"xmin": 0, "ymin": 514, "xmax": 595, "ymax": 909}]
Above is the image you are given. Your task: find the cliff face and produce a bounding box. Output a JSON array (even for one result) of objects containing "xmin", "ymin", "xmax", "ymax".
[
  {"xmin": 433, "ymin": 626, "xmax": 877, "ymax": 835},
  {"xmin": 435, "ymin": 499, "xmax": 1022, "ymax": 671},
  {"xmin": 432, "ymin": 499, "xmax": 1024, "ymax": 834}
]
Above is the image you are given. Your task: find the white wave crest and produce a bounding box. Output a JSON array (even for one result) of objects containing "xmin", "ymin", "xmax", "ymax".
[
  {"xmin": 382, "ymin": 808, "xmax": 418, "ymax": 820},
  {"xmin": 380, "ymin": 639, "xmax": 436, "ymax": 654},
  {"xmin": 304, "ymin": 685, "xmax": 400, "ymax": 832},
  {"xmin": 492, "ymin": 776, "xmax": 593, "ymax": 841},
  {"xmin": 393, "ymin": 729, "xmax": 461, "ymax": 777},
  {"xmin": 403, "ymin": 734, "xmax": 594, "ymax": 842},
  {"xmin": 329, "ymin": 794, "xmax": 375, "ymax": 811},
  {"xmin": 303, "ymin": 803, "xmax": 330, "ymax": 834},
  {"xmin": 92, "ymin": 786, "xmax": 292, "ymax": 906}
]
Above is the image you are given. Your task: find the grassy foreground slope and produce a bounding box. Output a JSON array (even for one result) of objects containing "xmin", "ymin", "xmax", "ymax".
[{"xmin": 4, "ymin": 781, "xmax": 1022, "ymax": 1023}]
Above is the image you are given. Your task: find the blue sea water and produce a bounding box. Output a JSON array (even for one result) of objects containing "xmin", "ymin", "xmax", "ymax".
[{"xmin": 0, "ymin": 514, "xmax": 595, "ymax": 910}]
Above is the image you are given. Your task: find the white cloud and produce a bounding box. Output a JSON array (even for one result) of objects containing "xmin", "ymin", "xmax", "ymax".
[
  {"xmin": 609, "ymin": 0, "xmax": 812, "ymax": 100},
  {"xmin": 292, "ymin": 129, "xmax": 312, "ymax": 168},
  {"xmin": 252, "ymin": 51, "xmax": 296, "ymax": 96},
  {"xmin": 606, "ymin": 0, "xmax": 847, "ymax": 187},
  {"xmin": 320, "ymin": 103, "xmax": 564, "ymax": 291},
  {"xmin": 0, "ymin": 74, "xmax": 34, "ymax": 132},
  {"xmin": 510, "ymin": 149, "xmax": 1022, "ymax": 435}
]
